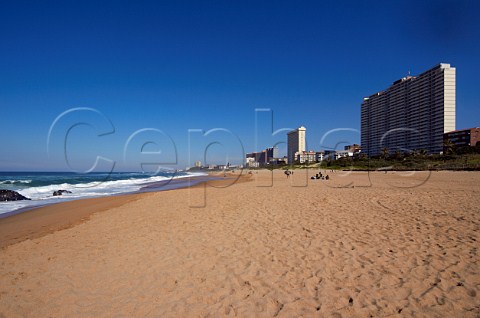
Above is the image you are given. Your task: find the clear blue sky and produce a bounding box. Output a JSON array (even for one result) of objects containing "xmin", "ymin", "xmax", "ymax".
[{"xmin": 1, "ymin": 0, "xmax": 479, "ymax": 171}]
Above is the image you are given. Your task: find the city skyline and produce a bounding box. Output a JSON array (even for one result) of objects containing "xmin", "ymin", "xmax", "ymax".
[{"xmin": 1, "ymin": 1, "xmax": 480, "ymax": 171}]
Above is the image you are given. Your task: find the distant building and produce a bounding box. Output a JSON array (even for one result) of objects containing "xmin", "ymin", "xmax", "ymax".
[
  {"xmin": 271, "ymin": 157, "xmax": 288, "ymax": 165},
  {"xmin": 444, "ymin": 127, "xmax": 480, "ymax": 148},
  {"xmin": 245, "ymin": 157, "xmax": 256, "ymax": 167},
  {"xmin": 293, "ymin": 151, "xmax": 325, "ymax": 163},
  {"xmin": 246, "ymin": 146, "xmax": 280, "ymax": 167},
  {"xmin": 194, "ymin": 160, "xmax": 202, "ymax": 168},
  {"xmin": 324, "ymin": 150, "xmax": 353, "ymax": 160},
  {"xmin": 246, "ymin": 151, "xmax": 266, "ymax": 164},
  {"xmin": 265, "ymin": 147, "xmax": 279, "ymax": 162},
  {"xmin": 315, "ymin": 151, "xmax": 325, "ymax": 162},
  {"xmin": 294, "ymin": 151, "xmax": 316, "ymax": 164},
  {"xmin": 361, "ymin": 63, "xmax": 456, "ymax": 156},
  {"xmin": 344, "ymin": 144, "xmax": 361, "ymax": 153},
  {"xmin": 287, "ymin": 126, "xmax": 306, "ymax": 164},
  {"xmin": 335, "ymin": 150, "xmax": 354, "ymax": 160}
]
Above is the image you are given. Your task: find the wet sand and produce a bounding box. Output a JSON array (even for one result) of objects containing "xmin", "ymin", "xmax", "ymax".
[{"xmin": 0, "ymin": 170, "xmax": 479, "ymax": 317}]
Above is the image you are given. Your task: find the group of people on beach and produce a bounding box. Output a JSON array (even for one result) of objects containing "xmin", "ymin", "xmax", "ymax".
[
  {"xmin": 283, "ymin": 169, "xmax": 330, "ymax": 180},
  {"xmin": 311, "ymin": 172, "xmax": 329, "ymax": 180}
]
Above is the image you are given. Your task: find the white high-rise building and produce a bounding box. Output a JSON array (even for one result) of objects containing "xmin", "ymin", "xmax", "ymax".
[
  {"xmin": 287, "ymin": 126, "xmax": 306, "ymax": 164},
  {"xmin": 361, "ymin": 63, "xmax": 456, "ymax": 156}
]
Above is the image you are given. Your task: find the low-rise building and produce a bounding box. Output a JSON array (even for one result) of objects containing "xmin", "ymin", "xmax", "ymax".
[
  {"xmin": 444, "ymin": 127, "xmax": 480, "ymax": 149},
  {"xmin": 335, "ymin": 150, "xmax": 354, "ymax": 159},
  {"xmin": 294, "ymin": 151, "xmax": 316, "ymax": 164},
  {"xmin": 315, "ymin": 151, "xmax": 325, "ymax": 162},
  {"xmin": 324, "ymin": 150, "xmax": 354, "ymax": 160},
  {"xmin": 344, "ymin": 144, "xmax": 361, "ymax": 153},
  {"xmin": 245, "ymin": 157, "xmax": 258, "ymax": 168}
]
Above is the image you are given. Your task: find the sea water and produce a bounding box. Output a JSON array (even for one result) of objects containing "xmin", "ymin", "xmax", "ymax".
[{"xmin": 0, "ymin": 171, "xmax": 206, "ymax": 216}]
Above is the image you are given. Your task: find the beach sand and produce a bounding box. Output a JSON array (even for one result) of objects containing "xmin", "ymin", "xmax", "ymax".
[{"xmin": 0, "ymin": 170, "xmax": 479, "ymax": 317}]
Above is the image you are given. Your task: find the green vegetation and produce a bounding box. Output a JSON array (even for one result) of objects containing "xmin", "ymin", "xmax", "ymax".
[
  {"xmin": 264, "ymin": 145, "xmax": 480, "ymax": 171},
  {"xmin": 327, "ymin": 153, "xmax": 480, "ymax": 171}
]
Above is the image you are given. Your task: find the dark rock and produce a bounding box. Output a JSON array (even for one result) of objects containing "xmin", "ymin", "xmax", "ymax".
[
  {"xmin": 0, "ymin": 189, "xmax": 31, "ymax": 201},
  {"xmin": 53, "ymin": 190, "xmax": 72, "ymax": 196}
]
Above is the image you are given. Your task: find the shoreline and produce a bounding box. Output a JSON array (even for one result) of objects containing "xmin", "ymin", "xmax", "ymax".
[
  {"xmin": 0, "ymin": 174, "xmax": 218, "ymax": 220},
  {"xmin": 0, "ymin": 172, "xmax": 242, "ymax": 249}
]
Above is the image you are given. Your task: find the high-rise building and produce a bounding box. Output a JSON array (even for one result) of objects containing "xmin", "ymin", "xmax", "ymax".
[
  {"xmin": 287, "ymin": 126, "xmax": 306, "ymax": 163},
  {"xmin": 361, "ymin": 63, "xmax": 456, "ymax": 156}
]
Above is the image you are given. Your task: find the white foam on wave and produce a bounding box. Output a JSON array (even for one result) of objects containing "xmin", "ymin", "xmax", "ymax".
[
  {"xmin": 0, "ymin": 180, "xmax": 32, "ymax": 184},
  {"xmin": 0, "ymin": 172, "xmax": 206, "ymax": 216}
]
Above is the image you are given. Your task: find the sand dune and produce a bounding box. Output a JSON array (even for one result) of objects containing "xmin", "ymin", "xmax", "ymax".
[{"xmin": 0, "ymin": 170, "xmax": 479, "ymax": 317}]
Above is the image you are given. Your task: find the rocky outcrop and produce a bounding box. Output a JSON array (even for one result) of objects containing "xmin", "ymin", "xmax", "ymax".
[
  {"xmin": 53, "ymin": 190, "xmax": 72, "ymax": 196},
  {"xmin": 0, "ymin": 190, "xmax": 31, "ymax": 201}
]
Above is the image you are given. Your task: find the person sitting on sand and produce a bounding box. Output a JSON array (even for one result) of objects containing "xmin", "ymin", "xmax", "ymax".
[{"xmin": 325, "ymin": 175, "xmax": 330, "ymax": 180}]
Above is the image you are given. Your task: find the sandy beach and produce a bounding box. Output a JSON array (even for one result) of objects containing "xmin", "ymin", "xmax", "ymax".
[{"xmin": 0, "ymin": 170, "xmax": 479, "ymax": 317}]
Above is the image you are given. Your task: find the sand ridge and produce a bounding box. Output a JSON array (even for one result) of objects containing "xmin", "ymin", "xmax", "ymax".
[{"xmin": 0, "ymin": 170, "xmax": 479, "ymax": 317}]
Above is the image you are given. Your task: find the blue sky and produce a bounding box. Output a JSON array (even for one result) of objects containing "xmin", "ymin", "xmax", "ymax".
[{"xmin": 1, "ymin": 0, "xmax": 479, "ymax": 171}]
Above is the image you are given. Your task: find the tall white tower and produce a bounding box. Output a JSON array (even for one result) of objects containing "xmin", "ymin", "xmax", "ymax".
[{"xmin": 287, "ymin": 126, "xmax": 306, "ymax": 164}]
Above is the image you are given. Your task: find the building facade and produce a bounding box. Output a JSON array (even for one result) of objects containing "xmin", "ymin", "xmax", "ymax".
[
  {"xmin": 287, "ymin": 126, "xmax": 306, "ymax": 164},
  {"xmin": 265, "ymin": 147, "xmax": 279, "ymax": 161},
  {"xmin": 361, "ymin": 63, "xmax": 456, "ymax": 156},
  {"xmin": 294, "ymin": 151, "xmax": 316, "ymax": 164},
  {"xmin": 316, "ymin": 151, "xmax": 325, "ymax": 162},
  {"xmin": 294, "ymin": 151, "xmax": 326, "ymax": 163},
  {"xmin": 344, "ymin": 144, "xmax": 361, "ymax": 153},
  {"xmin": 444, "ymin": 127, "xmax": 480, "ymax": 149},
  {"xmin": 245, "ymin": 146, "xmax": 280, "ymax": 167}
]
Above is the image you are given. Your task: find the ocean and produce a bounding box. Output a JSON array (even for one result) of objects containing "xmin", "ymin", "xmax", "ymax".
[{"xmin": 0, "ymin": 171, "xmax": 206, "ymax": 216}]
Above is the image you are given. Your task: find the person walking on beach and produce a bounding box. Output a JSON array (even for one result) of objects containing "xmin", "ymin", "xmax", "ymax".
[{"xmin": 285, "ymin": 170, "xmax": 290, "ymax": 178}]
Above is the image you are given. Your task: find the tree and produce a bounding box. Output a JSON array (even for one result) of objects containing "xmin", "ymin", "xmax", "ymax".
[{"xmin": 443, "ymin": 138, "xmax": 456, "ymax": 156}]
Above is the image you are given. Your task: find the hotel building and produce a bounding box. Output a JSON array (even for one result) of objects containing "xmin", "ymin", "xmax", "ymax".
[
  {"xmin": 361, "ymin": 63, "xmax": 456, "ymax": 156},
  {"xmin": 287, "ymin": 126, "xmax": 306, "ymax": 164}
]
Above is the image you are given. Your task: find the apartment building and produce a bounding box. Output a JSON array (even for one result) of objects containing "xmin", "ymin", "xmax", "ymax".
[{"xmin": 361, "ymin": 63, "xmax": 456, "ymax": 156}]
